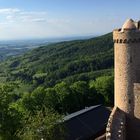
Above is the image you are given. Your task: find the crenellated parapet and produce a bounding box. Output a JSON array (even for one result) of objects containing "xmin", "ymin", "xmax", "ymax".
[
  {"xmin": 113, "ymin": 38, "xmax": 140, "ymax": 44},
  {"xmin": 106, "ymin": 107, "xmax": 126, "ymax": 140},
  {"xmin": 113, "ymin": 29, "xmax": 140, "ymax": 44}
]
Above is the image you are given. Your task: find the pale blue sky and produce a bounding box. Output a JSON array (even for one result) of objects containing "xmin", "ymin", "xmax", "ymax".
[{"xmin": 0, "ymin": 0, "xmax": 139, "ymax": 40}]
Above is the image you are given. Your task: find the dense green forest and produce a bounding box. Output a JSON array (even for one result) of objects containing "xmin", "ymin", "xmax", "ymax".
[
  {"xmin": 0, "ymin": 33, "xmax": 113, "ymax": 86},
  {"xmin": 0, "ymin": 33, "xmax": 114, "ymax": 139}
]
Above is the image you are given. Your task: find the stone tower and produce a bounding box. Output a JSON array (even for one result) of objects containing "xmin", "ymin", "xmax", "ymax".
[
  {"xmin": 113, "ymin": 19, "xmax": 140, "ymax": 117},
  {"xmin": 106, "ymin": 19, "xmax": 140, "ymax": 140}
]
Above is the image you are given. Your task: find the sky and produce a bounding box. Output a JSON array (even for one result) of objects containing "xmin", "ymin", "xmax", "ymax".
[{"xmin": 0, "ymin": 0, "xmax": 139, "ymax": 40}]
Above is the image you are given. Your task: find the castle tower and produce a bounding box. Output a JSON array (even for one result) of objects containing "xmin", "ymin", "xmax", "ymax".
[
  {"xmin": 106, "ymin": 19, "xmax": 140, "ymax": 140},
  {"xmin": 113, "ymin": 19, "xmax": 140, "ymax": 117}
]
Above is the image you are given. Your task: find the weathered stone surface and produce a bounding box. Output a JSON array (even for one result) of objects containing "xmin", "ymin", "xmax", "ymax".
[
  {"xmin": 107, "ymin": 19, "xmax": 140, "ymax": 140},
  {"xmin": 106, "ymin": 107, "xmax": 126, "ymax": 140}
]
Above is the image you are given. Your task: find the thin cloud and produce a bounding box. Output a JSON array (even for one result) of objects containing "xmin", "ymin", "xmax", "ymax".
[
  {"xmin": 0, "ymin": 8, "xmax": 48, "ymax": 23},
  {"xmin": 0, "ymin": 8, "xmax": 97, "ymax": 40},
  {"xmin": 0, "ymin": 8, "xmax": 20, "ymax": 14},
  {"xmin": 19, "ymin": 11, "xmax": 47, "ymax": 15},
  {"xmin": 46, "ymin": 19, "xmax": 71, "ymax": 24},
  {"xmin": 31, "ymin": 18, "xmax": 46, "ymax": 22}
]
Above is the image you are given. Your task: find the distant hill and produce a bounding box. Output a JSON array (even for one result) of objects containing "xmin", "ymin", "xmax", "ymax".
[
  {"xmin": 0, "ymin": 32, "xmax": 113, "ymax": 90},
  {"xmin": 0, "ymin": 39, "xmax": 50, "ymax": 61}
]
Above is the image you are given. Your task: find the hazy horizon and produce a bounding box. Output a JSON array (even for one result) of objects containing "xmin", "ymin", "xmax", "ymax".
[
  {"xmin": 0, "ymin": 34, "xmax": 99, "ymax": 42},
  {"xmin": 0, "ymin": 0, "xmax": 139, "ymax": 40}
]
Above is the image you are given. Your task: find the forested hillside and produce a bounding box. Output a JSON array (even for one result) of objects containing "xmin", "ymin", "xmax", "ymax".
[
  {"xmin": 0, "ymin": 33, "xmax": 114, "ymax": 139},
  {"xmin": 0, "ymin": 33, "xmax": 113, "ymax": 86}
]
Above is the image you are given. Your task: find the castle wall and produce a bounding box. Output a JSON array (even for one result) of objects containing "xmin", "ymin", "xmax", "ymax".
[
  {"xmin": 125, "ymin": 83, "xmax": 140, "ymax": 140},
  {"xmin": 132, "ymin": 44, "xmax": 140, "ymax": 83},
  {"xmin": 114, "ymin": 30, "xmax": 133, "ymax": 115},
  {"xmin": 106, "ymin": 107, "xmax": 126, "ymax": 140},
  {"xmin": 134, "ymin": 83, "xmax": 140, "ymax": 118}
]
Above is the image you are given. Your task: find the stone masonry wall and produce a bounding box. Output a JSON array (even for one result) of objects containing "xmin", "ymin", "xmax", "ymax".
[
  {"xmin": 113, "ymin": 29, "xmax": 140, "ymax": 116},
  {"xmin": 114, "ymin": 30, "xmax": 134, "ymax": 114},
  {"xmin": 106, "ymin": 107, "xmax": 126, "ymax": 140},
  {"xmin": 111, "ymin": 27, "xmax": 140, "ymax": 140},
  {"xmin": 134, "ymin": 83, "xmax": 140, "ymax": 118}
]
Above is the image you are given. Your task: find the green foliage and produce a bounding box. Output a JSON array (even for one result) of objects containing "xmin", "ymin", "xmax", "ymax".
[
  {"xmin": 70, "ymin": 81, "xmax": 89, "ymax": 109},
  {"xmin": 0, "ymin": 83, "xmax": 64, "ymax": 140},
  {"xmin": 0, "ymin": 33, "xmax": 114, "ymax": 139},
  {"xmin": 0, "ymin": 84, "xmax": 23, "ymax": 140},
  {"xmin": 0, "ymin": 33, "xmax": 113, "ymax": 88},
  {"xmin": 45, "ymin": 88, "xmax": 59, "ymax": 111},
  {"xmin": 18, "ymin": 108, "xmax": 64, "ymax": 140},
  {"xmin": 90, "ymin": 76, "xmax": 114, "ymax": 106}
]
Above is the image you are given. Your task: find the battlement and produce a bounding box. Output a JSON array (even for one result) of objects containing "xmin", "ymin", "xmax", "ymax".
[
  {"xmin": 113, "ymin": 19, "xmax": 140, "ymax": 43},
  {"xmin": 113, "ymin": 29, "xmax": 140, "ymax": 41},
  {"xmin": 113, "ymin": 38, "xmax": 140, "ymax": 44},
  {"xmin": 106, "ymin": 107, "xmax": 126, "ymax": 140}
]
